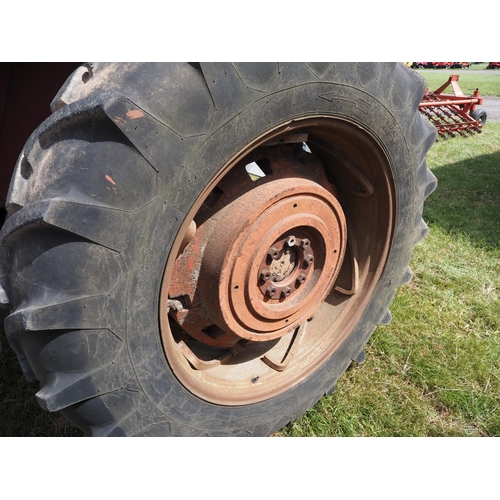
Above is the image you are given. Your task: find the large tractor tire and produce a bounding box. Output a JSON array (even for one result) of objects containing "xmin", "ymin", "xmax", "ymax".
[{"xmin": 0, "ymin": 63, "xmax": 437, "ymax": 436}]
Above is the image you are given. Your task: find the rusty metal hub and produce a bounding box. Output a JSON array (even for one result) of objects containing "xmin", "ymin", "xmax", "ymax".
[
  {"xmin": 259, "ymin": 235, "xmax": 311, "ymax": 297},
  {"xmin": 160, "ymin": 119, "xmax": 395, "ymax": 406},
  {"xmin": 167, "ymin": 146, "xmax": 347, "ymax": 348}
]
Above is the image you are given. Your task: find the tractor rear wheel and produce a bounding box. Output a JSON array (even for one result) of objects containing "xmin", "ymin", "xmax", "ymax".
[{"xmin": 0, "ymin": 63, "xmax": 436, "ymax": 436}]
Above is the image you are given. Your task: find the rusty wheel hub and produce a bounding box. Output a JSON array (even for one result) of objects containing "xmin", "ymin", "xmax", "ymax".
[
  {"xmin": 168, "ymin": 146, "xmax": 347, "ymax": 348},
  {"xmin": 160, "ymin": 121, "xmax": 395, "ymax": 406}
]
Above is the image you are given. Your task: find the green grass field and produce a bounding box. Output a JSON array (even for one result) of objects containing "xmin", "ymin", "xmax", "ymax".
[
  {"xmin": 417, "ymin": 66, "xmax": 500, "ymax": 97},
  {"xmin": 1, "ymin": 69, "xmax": 499, "ymax": 437}
]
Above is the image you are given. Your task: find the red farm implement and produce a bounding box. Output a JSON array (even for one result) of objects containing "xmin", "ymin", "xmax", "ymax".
[{"xmin": 418, "ymin": 74, "xmax": 486, "ymax": 139}]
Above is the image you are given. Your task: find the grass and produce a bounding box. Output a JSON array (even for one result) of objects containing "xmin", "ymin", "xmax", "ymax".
[
  {"xmin": 416, "ymin": 67, "xmax": 500, "ymax": 97},
  {"xmin": 1, "ymin": 79, "xmax": 500, "ymax": 437},
  {"xmin": 277, "ymin": 122, "xmax": 500, "ymax": 436}
]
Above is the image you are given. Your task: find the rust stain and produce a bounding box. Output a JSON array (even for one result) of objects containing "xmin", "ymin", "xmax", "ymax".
[
  {"xmin": 105, "ymin": 175, "xmax": 116, "ymax": 185},
  {"xmin": 126, "ymin": 110, "xmax": 145, "ymax": 120},
  {"xmin": 113, "ymin": 115, "xmax": 129, "ymax": 133}
]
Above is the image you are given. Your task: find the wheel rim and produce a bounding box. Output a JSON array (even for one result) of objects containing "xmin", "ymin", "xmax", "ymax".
[{"xmin": 159, "ymin": 117, "xmax": 395, "ymax": 405}]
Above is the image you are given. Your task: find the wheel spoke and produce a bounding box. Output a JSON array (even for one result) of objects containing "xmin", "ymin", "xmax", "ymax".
[
  {"xmin": 177, "ymin": 340, "xmax": 232, "ymax": 371},
  {"xmin": 335, "ymin": 225, "xmax": 360, "ymax": 296},
  {"xmin": 262, "ymin": 321, "xmax": 307, "ymax": 372},
  {"xmin": 309, "ymin": 138, "xmax": 374, "ymax": 197}
]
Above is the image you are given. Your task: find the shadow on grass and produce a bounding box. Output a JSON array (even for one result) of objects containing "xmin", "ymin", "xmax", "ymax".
[
  {"xmin": 0, "ymin": 325, "xmax": 84, "ymax": 437},
  {"xmin": 424, "ymin": 150, "xmax": 500, "ymax": 249}
]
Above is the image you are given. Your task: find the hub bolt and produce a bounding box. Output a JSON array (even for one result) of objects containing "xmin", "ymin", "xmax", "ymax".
[
  {"xmin": 296, "ymin": 274, "xmax": 307, "ymax": 286},
  {"xmin": 303, "ymin": 253, "xmax": 314, "ymax": 268},
  {"xmin": 260, "ymin": 269, "xmax": 271, "ymax": 281},
  {"xmin": 281, "ymin": 287, "xmax": 292, "ymax": 298},
  {"xmin": 267, "ymin": 247, "xmax": 280, "ymax": 260},
  {"xmin": 265, "ymin": 285, "xmax": 277, "ymax": 297}
]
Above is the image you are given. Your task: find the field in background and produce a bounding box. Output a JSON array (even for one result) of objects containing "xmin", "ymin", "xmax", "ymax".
[{"xmin": 417, "ymin": 65, "xmax": 500, "ymax": 97}]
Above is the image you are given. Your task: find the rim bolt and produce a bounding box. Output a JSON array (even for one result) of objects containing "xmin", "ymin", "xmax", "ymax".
[
  {"xmin": 265, "ymin": 285, "xmax": 277, "ymax": 297},
  {"xmin": 260, "ymin": 269, "xmax": 271, "ymax": 281},
  {"xmin": 285, "ymin": 235, "xmax": 296, "ymax": 247},
  {"xmin": 281, "ymin": 287, "xmax": 292, "ymax": 298},
  {"xmin": 296, "ymin": 274, "xmax": 307, "ymax": 286},
  {"xmin": 303, "ymin": 254, "xmax": 314, "ymax": 267},
  {"xmin": 267, "ymin": 247, "xmax": 280, "ymax": 260},
  {"xmin": 300, "ymin": 238, "xmax": 310, "ymax": 248}
]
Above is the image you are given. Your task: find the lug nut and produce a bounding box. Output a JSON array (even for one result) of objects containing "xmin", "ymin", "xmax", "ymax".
[
  {"xmin": 300, "ymin": 238, "xmax": 310, "ymax": 248},
  {"xmin": 267, "ymin": 247, "xmax": 280, "ymax": 260},
  {"xmin": 303, "ymin": 254, "xmax": 314, "ymax": 267},
  {"xmin": 296, "ymin": 273, "xmax": 307, "ymax": 286},
  {"xmin": 285, "ymin": 235, "xmax": 296, "ymax": 247},
  {"xmin": 260, "ymin": 269, "xmax": 271, "ymax": 281},
  {"xmin": 281, "ymin": 287, "xmax": 292, "ymax": 298},
  {"xmin": 265, "ymin": 285, "xmax": 277, "ymax": 297}
]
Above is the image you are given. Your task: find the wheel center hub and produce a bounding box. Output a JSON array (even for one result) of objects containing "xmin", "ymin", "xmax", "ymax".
[
  {"xmin": 167, "ymin": 148, "xmax": 348, "ymax": 347},
  {"xmin": 258, "ymin": 235, "xmax": 314, "ymax": 300},
  {"xmin": 269, "ymin": 246, "xmax": 296, "ymax": 282}
]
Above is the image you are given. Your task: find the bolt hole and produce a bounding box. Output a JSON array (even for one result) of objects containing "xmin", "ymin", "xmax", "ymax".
[
  {"xmin": 234, "ymin": 285, "xmax": 239, "ymax": 290},
  {"xmin": 293, "ymin": 203, "xmax": 298, "ymax": 208}
]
